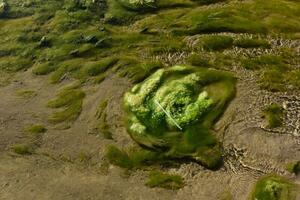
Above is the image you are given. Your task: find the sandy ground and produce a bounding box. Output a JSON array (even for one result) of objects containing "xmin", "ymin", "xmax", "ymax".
[{"xmin": 0, "ymin": 66, "xmax": 299, "ymax": 200}]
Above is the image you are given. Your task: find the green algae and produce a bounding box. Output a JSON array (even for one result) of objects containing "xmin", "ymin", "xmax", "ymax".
[
  {"xmin": 250, "ymin": 175, "xmax": 299, "ymax": 200},
  {"xmin": 146, "ymin": 170, "xmax": 184, "ymax": 190},
  {"xmin": 47, "ymin": 83, "xmax": 85, "ymax": 123},
  {"xmin": 124, "ymin": 65, "xmax": 235, "ymax": 168}
]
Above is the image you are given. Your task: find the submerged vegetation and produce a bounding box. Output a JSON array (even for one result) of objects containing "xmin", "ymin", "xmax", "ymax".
[
  {"xmin": 286, "ymin": 161, "xmax": 300, "ymax": 175},
  {"xmin": 11, "ymin": 144, "xmax": 34, "ymax": 155},
  {"xmin": 123, "ymin": 66, "xmax": 236, "ymax": 168},
  {"xmin": 250, "ymin": 175, "xmax": 298, "ymax": 200},
  {"xmin": 146, "ymin": 170, "xmax": 184, "ymax": 190},
  {"xmin": 0, "ymin": 0, "xmax": 299, "ymax": 196},
  {"xmin": 262, "ymin": 104, "xmax": 283, "ymax": 129},
  {"xmin": 47, "ymin": 83, "xmax": 85, "ymax": 123}
]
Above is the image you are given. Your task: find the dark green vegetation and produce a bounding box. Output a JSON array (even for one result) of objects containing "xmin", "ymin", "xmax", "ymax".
[
  {"xmin": 0, "ymin": 0, "xmax": 299, "ymax": 191},
  {"xmin": 47, "ymin": 83, "xmax": 85, "ymax": 123},
  {"xmin": 0, "ymin": 0, "xmax": 298, "ymax": 91},
  {"xmin": 11, "ymin": 144, "xmax": 34, "ymax": 155},
  {"xmin": 25, "ymin": 124, "xmax": 47, "ymax": 135},
  {"xmin": 250, "ymin": 175, "xmax": 298, "ymax": 200},
  {"xmin": 105, "ymin": 145, "xmax": 169, "ymax": 170},
  {"xmin": 233, "ymin": 38, "xmax": 270, "ymax": 49},
  {"xmin": 197, "ymin": 35, "xmax": 233, "ymax": 51},
  {"xmin": 124, "ymin": 66, "xmax": 236, "ymax": 168},
  {"xmin": 95, "ymin": 99, "xmax": 112, "ymax": 139},
  {"xmin": 241, "ymin": 52, "xmax": 300, "ymax": 91},
  {"xmin": 262, "ymin": 104, "xmax": 283, "ymax": 128},
  {"xmin": 145, "ymin": 170, "xmax": 184, "ymax": 190},
  {"xmin": 286, "ymin": 161, "xmax": 300, "ymax": 175}
]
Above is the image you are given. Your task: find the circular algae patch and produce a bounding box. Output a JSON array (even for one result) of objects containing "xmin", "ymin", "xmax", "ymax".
[{"xmin": 124, "ymin": 65, "xmax": 236, "ymax": 168}]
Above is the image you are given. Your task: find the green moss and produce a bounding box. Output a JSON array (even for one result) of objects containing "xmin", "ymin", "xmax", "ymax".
[
  {"xmin": 11, "ymin": 144, "xmax": 34, "ymax": 155},
  {"xmin": 186, "ymin": 53, "xmax": 211, "ymax": 67},
  {"xmin": 233, "ymin": 38, "xmax": 270, "ymax": 49},
  {"xmin": 0, "ymin": 56, "xmax": 32, "ymax": 72},
  {"xmin": 47, "ymin": 84, "xmax": 85, "ymax": 123},
  {"xmin": 262, "ymin": 104, "xmax": 283, "ymax": 128},
  {"xmin": 105, "ymin": 0, "xmax": 139, "ymax": 24},
  {"xmin": 150, "ymin": 36, "xmax": 186, "ymax": 54},
  {"xmin": 286, "ymin": 161, "xmax": 300, "ymax": 175},
  {"xmin": 105, "ymin": 145, "xmax": 133, "ymax": 169},
  {"xmin": 174, "ymin": 8, "xmax": 267, "ymax": 35},
  {"xmin": 82, "ymin": 57, "xmax": 118, "ymax": 76},
  {"xmin": 105, "ymin": 145, "xmax": 168, "ymax": 169},
  {"xmin": 241, "ymin": 53, "xmax": 299, "ymax": 92},
  {"xmin": 115, "ymin": 57, "xmax": 164, "ymax": 83},
  {"xmin": 49, "ymin": 58, "xmax": 85, "ymax": 83},
  {"xmin": 146, "ymin": 170, "xmax": 184, "ymax": 190},
  {"xmin": 259, "ymin": 69, "xmax": 285, "ymax": 92},
  {"xmin": 250, "ymin": 175, "xmax": 298, "ymax": 200},
  {"xmin": 197, "ymin": 35, "xmax": 233, "ymax": 51},
  {"xmin": 25, "ymin": 124, "xmax": 47, "ymax": 136},
  {"xmin": 124, "ymin": 66, "xmax": 235, "ymax": 168},
  {"xmin": 15, "ymin": 90, "xmax": 37, "ymax": 99},
  {"xmin": 286, "ymin": 70, "xmax": 300, "ymax": 90},
  {"xmin": 242, "ymin": 55, "xmax": 284, "ymax": 70},
  {"xmin": 95, "ymin": 100, "xmax": 113, "ymax": 139},
  {"xmin": 32, "ymin": 62, "xmax": 56, "ymax": 75},
  {"xmin": 172, "ymin": 0, "xmax": 299, "ymax": 35}
]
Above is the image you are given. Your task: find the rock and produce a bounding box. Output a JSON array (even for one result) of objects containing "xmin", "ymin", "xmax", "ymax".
[
  {"xmin": 84, "ymin": 35, "xmax": 98, "ymax": 44},
  {"xmin": 69, "ymin": 49, "xmax": 80, "ymax": 57},
  {"xmin": 139, "ymin": 27, "xmax": 149, "ymax": 34},
  {"xmin": 95, "ymin": 38, "xmax": 111, "ymax": 48},
  {"xmin": 39, "ymin": 36, "xmax": 51, "ymax": 47}
]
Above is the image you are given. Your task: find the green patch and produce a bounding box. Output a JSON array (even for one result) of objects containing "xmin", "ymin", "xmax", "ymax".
[
  {"xmin": 250, "ymin": 175, "xmax": 298, "ymax": 200},
  {"xmin": 242, "ymin": 55, "xmax": 284, "ymax": 70},
  {"xmin": 11, "ymin": 144, "xmax": 34, "ymax": 155},
  {"xmin": 124, "ymin": 66, "xmax": 236, "ymax": 168},
  {"xmin": 49, "ymin": 58, "xmax": 85, "ymax": 83},
  {"xmin": 95, "ymin": 100, "xmax": 112, "ymax": 139},
  {"xmin": 0, "ymin": 56, "xmax": 32, "ymax": 72},
  {"xmin": 242, "ymin": 54, "xmax": 299, "ymax": 92},
  {"xmin": 186, "ymin": 53, "xmax": 211, "ymax": 67},
  {"xmin": 262, "ymin": 104, "xmax": 283, "ymax": 129},
  {"xmin": 105, "ymin": 145, "xmax": 134, "ymax": 169},
  {"xmin": 197, "ymin": 35, "xmax": 233, "ymax": 51},
  {"xmin": 15, "ymin": 90, "xmax": 37, "ymax": 99},
  {"xmin": 233, "ymin": 38, "xmax": 270, "ymax": 49},
  {"xmin": 286, "ymin": 161, "xmax": 300, "ymax": 175},
  {"xmin": 32, "ymin": 62, "xmax": 56, "ymax": 75},
  {"xmin": 82, "ymin": 57, "xmax": 118, "ymax": 76},
  {"xmin": 105, "ymin": 145, "xmax": 168, "ymax": 170},
  {"xmin": 114, "ymin": 56, "xmax": 164, "ymax": 83},
  {"xmin": 146, "ymin": 170, "xmax": 184, "ymax": 190},
  {"xmin": 47, "ymin": 83, "xmax": 85, "ymax": 123},
  {"xmin": 25, "ymin": 124, "xmax": 47, "ymax": 136}
]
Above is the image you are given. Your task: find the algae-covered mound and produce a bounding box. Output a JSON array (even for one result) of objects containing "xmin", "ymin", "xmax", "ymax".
[
  {"xmin": 250, "ymin": 175, "xmax": 299, "ymax": 200},
  {"xmin": 117, "ymin": 0, "xmax": 156, "ymax": 11},
  {"xmin": 124, "ymin": 66, "xmax": 236, "ymax": 168}
]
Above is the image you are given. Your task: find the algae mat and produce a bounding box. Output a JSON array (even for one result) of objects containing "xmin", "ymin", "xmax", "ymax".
[{"xmin": 124, "ymin": 65, "xmax": 236, "ymax": 168}]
